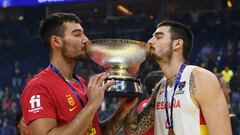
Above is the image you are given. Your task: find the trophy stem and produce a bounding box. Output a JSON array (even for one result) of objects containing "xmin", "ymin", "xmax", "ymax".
[{"xmin": 108, "ymin": 66, "xmax": 129, "ymax": 77}]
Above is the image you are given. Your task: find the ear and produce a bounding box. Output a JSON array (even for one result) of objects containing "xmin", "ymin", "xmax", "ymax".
[
  {"xmin": 50, "ymin": 35, "xmax": 63, "ymax": 48},
  {"xmin": 172, "ymin": 39, "xmax": 184, "ymax": 51}
]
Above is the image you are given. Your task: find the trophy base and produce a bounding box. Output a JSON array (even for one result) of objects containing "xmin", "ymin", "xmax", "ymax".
[{"xmin": 104, "ymin": 78, "xmax": 143, "ymax": 98}]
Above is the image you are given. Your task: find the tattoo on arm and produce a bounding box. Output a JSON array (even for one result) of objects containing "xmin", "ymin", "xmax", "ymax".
[
  {"xmin": 111, "ymin": 110, "xmax": 125, "ymax": 134},
  {"xmin": 189, "ymin": 72, "xmax": 197, "ymax": 96},
  {"xmin": 101, "ymin": 108, "xmax": 125, "ymax": 135},
  {"xmin": 124, "ymin": 99, "xmax": 155, "ymax": 135},
  {"xmin": 123, "ymin": 79, "xmax": 163, "ymax": 134},
  {"xmin": 124, "ymin": 106, "xmax": 138, "ymax": 133}
]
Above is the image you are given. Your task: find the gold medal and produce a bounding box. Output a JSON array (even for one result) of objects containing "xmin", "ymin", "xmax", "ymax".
[
  {"xmin": 168, "ymin": 128, "xmax": 175, "ymax": 135},
  {"xmin": 86, "ymin": 123, "xmax": 96, "ymax": 135}
]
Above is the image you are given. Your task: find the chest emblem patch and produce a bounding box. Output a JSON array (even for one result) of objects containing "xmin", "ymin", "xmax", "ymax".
[
  {"xmin": 66, "ymin": 94, "xmax": 77, "ymax": 112},
  {"xmin": 175, "ymin": 81, "xmax": 186, "ymax": 95}
]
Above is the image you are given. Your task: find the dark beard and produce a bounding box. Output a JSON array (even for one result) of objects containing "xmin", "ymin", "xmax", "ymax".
[
  {"xmin": 74, "ymin": 55, "xmax": 90, "ymax": 62},
  {"xmin": 146, "ymin": 45, "xmax": 157, "ymax": 63},
  {"xmin": 151, "ymin": 47, "xmax": 172, "ymax": 63},
  {"xmin": 146, "ymin": 52, "xmax": 156, "ymax": 63}
]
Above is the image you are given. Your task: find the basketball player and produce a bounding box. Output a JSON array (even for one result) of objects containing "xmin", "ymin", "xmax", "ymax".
[
  {"xmin": 124, "ymin": 21, "xmax": 232, "ymax": 135},
  {"xmin": 20, "ymin": 13, "xmax": 137, "ymax": 135}
]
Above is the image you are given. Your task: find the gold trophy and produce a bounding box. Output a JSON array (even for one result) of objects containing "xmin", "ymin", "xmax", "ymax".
[{"xmin": 87, "ymin": 39, "xmax": 149, "ymax": 98}]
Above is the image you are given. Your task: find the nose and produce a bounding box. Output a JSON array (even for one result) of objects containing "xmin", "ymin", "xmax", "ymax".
[
  {"xmin": 147, "ymin": 37, "xmax": 154, "ymax": 45},
  {"xmin": 83, "ymin": 34, "xmax": 89, "ymax": 44}
]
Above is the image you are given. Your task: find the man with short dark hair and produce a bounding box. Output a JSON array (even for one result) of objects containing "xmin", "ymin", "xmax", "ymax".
[
  {"xmin": 20, "ymin": 13, "xmax": 137, "ymax": 135},
  {"xmin": 124, "ymin": 20, "xmax": 232, "ymax": 135}
]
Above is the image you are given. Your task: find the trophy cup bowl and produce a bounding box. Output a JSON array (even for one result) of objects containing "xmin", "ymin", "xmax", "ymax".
[{"xmin": 86, "ymin": 39, "xmax": 148, "ymax": 98}]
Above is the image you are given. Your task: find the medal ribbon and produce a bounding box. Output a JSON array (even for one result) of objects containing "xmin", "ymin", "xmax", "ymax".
[
  {"xmin": 50, "ymin": 64, "xmax": 88, "ymax": 108},
  {"xmin": 164, "ymin": 64, "xmax": 186, "ymax": 129}
]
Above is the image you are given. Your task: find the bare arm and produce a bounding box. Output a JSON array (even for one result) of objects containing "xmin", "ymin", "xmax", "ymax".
[
  {"xmin": 28, "ymin": 72, "xmax": 114, "ymax": 135},
  {"xmin": 100, "ymin": 98, "xmax": 138, "ymax": 135},
  {"xmin": 123, "ymin": 80, "xmax": 164, "ymax": 135},
  {"xmin": 29, "ymin": 104, "xmax": 97, "ymax": 135},
  {"xmin": 191, "ymin": 68, "xmax": 232, "ymax": 135},
  {"xmin": 124, "ymin": 99, "xmax": 155, "ymax": 135}
]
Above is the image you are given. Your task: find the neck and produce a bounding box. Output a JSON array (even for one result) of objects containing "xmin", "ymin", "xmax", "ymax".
[
  {"xmin": 50, "ymin": 56, "xmax": 76, "ymax": 81},
  {"xmin": 158, "ymin": 56, "xmax": 185, "ymax": 83}
]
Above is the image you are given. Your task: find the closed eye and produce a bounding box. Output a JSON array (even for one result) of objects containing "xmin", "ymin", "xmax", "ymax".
[
  {"xmin": 72, "ymin": 29, "xmax": 83, "ymax": 37},
  {"xmin": 153, "ymin": 32, "xmax": 164, "ymax": 40},
  {"xmin": 74, "ymin": 33, "xmax": 82, "ymax": 37},
  {"xmin": 156, "ymin": 36, "xmax": 163, "ymax": 39}
]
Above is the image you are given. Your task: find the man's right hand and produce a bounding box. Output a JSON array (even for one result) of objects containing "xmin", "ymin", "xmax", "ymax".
[{"xmin": 87, "ymin": 72, "xmax": 114, "ymax": 110}]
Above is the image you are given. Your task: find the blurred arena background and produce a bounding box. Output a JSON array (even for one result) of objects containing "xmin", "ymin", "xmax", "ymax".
[{"xmin": 0, "ymin": 0, "xmax": 240, "ymax": 134}]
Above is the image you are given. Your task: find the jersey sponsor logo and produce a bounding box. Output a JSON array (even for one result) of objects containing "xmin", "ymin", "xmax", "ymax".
[
  {"xmin": 158, "ymin": 81, "xmax": 186, "ymax": 96},
  {"xmin": 175, "ymin": 81, "xmax": 186, "ymax": 95},
  {"xmin": 66, "ymin": 94, "xmax": 77, "ymax": 112},
  {"xmin": 69, "ymin": 106, "xmax": 77, "ymax": 112},
  {"xmin": 29, "ymin": 95, "xmax": 43, "ymax": 113},
  {"xmin": 156, "ymin": 99, "xmax": 181, "ymax": 110}
]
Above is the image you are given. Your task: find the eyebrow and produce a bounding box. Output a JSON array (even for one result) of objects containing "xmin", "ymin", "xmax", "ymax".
[
  {"xmin": 153, "ymin": 32, "xmax": 164, "ymax": 37},
  {"xmin": 71, "ymin": 29, "xmax": 83, "ymax": 33}
]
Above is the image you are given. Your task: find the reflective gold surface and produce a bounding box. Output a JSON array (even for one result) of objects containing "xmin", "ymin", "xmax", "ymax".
[{"xmin": 87, "ymin": 39, "xmax": 148, "ymax": 78}]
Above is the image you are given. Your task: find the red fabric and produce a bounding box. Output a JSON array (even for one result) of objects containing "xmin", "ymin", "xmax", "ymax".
[
  {"xmin": 137, "ymin": 98, "xmax": 154, "ymax": 135},
  {"xmin": 21, "ymin": 67, "xmax": 101, "ymax": 135},
  {"xmin": 200, "ymin": 110, "xmax": 206, "ymax": 125}
]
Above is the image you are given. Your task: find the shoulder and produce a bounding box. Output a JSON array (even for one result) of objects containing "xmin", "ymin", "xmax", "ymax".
[
  {"xmin": 20, "ymin": 71, "xmax": 57, "ymax": 124},
  {"xmin": 24, "ymin": 77, "xmax": 50, "ymax": 95},
  {"xmin": 21, "ymin": 68, "xmax": 55, "ymax": 103},
  {"xmin": 21, "ymin": 80, "xmax": 51, "ymax": 105},
  {"xmin": 191, "ymin": 67, "xmax": 218, "ymax": 85},
  {"xmin": 26, "ymin": 67, "xmax": 58, "ymax": 89},
  {"xmin": 28, "ymin": 67, "xmax": 53, "ymax": 83},
  {"xmin": 190, "ymin": 67, "xmax": 222, "ymax": 104}
]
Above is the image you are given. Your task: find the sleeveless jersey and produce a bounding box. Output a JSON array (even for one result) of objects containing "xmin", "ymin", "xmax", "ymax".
[{"xmin": 155, "ymin": 65, "xmax": 209, "ymax": 135}]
